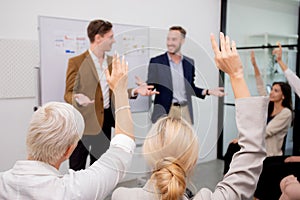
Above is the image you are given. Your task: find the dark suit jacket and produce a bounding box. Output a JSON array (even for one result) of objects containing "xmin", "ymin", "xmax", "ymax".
[{"xmin": 147, "ymin": 52, "xmax": 205, "ymax": 123}]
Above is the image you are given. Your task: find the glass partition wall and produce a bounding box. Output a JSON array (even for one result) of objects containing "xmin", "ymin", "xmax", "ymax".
[{"xmin": 219, "ymin": 0, "xmax": 299, "ymax": 157}]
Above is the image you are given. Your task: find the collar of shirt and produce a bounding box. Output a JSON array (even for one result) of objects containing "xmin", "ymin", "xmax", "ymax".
[
  {"xmin": 167, "ymin": 52, "xmax": 183, "ymax": 64},
  {"xmin": 11, "ymin": 160, "xmax": 62, "ymax": 177},
  {"xmin": 88, "ymin": 48, "xmax": 108, "ymax": 70}
]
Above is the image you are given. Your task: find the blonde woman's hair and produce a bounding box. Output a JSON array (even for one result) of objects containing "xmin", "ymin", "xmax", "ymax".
[
  {"xmin": 143, "ymin": 117, "xmax": 199, "ymax": 200},
  {"xmin": 26, "ymin": 102, "xmax": 84, "ymax": 166}
]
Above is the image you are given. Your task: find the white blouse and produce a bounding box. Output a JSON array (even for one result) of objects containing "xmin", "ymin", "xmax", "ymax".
[{"xmin": 0, "ymin": 134, "xmax": 135, "ymax": 200}]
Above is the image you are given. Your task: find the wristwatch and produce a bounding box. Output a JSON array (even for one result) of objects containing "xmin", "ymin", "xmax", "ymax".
[{"xmin": 206, "ymin": 89, "xmax": 210, "ymax": 96}]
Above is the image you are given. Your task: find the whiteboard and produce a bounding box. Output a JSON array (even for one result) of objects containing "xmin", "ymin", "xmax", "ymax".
[{"xmin": 38, "ymin": 16, "xmax": 150, "ymax": 112}]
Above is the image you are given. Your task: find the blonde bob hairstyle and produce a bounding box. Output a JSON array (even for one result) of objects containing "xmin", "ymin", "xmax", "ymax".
[
  {"xmin": 143, "ymin": 116, "xmax": 199, "ymax": 200},
  {"xmin": 26, "ymin": 102, "xmax": 84, "ymax": 166}
]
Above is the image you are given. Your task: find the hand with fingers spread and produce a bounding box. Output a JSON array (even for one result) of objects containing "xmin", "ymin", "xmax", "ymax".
[
  {"xmin": 134, "ymin": 76, "xmax": 159, "ymax": 96},
  {"xmin": 135, "ymin": 84, "xmax": 160, "ymax": 96},
  {"xmin": 105, "ymin": 54, "xmax": 128, "ymax": 93},
  {"xmin": 105, "ymin": 53, "xmax": 134, "ymax": 139},
  {"xmin": 210, "ymin": 32, "xmax": 250, "ymax": 99},
  {"xmin": 210, "ymin": 32, "xmax": 244, "ymax": 80}
]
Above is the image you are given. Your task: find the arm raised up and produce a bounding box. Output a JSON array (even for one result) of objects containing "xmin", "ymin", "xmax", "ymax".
[
  {"xmin": 105, "ymin": 54, "xmax": 134, "ymax": 140},
  {"xmin": 193, "ymin": 33, "xmax": 268, "ymax": 200},
  {"xmin": 210, "ymin": 32, "xmax": 250, "ymax": 99},
  {"xmin": 273, "ymin": 42, "xmax": 300, "ymax": 97}
]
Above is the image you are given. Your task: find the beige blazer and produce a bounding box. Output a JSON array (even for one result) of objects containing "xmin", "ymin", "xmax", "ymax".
[
  {"xmin": 265, "ymin": 108, "xmax": 292, "ymax": 156},
  {"xmin": 64, "ymin": 50, "xmax": 135, "ymax": 135},
  {"xmin": 112, "ymin": 97, "xmax": 269, "ymax": 200},
  {"xmin": 255, "ymin": 75, "xmax": 292, "ymax": 156},
  {"xmin": 64, "ymin": 50, "xmax": 112, "ymax": 135}
]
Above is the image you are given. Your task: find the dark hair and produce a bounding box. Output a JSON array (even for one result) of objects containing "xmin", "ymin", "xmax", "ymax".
[
  {"xmin": 87, "ymin": 19, "xmax": 113, "ymax": 43},
  {"xmin": 268, "ymin": 82, "xmax": 292, "ymax": 117},
  {"xmin": 169, "ymin": 26, "xmax": 186, "ymax": 38}
]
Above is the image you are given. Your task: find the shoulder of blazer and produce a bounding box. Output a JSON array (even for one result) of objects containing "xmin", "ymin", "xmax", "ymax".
[
  {"xmin": 183, "ymin": 55, "xmax": 194, "ymax": 66},
  {"xmin": 277, "ymin": 107, "xmax": 292, "ymax": 118},
  {"xmin": 69, "ymin": 50, "xmax": 91, "ymax": 65},
  {"xmin": 150, "ymin": 52, "xmax": 169, "ymax": 63}
]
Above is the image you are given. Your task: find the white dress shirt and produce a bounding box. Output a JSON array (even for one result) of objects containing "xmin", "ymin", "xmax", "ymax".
[
  {"xmin": 0, "ymin": 134, "xmax": 135, "ymax": 200},
  {"xmin": 167, "ymin": 53, "xmax": 187, "ymax": 104},
  {"xmin": 89, "ymin": 49, "xmax": 110, "ymax": 109}
]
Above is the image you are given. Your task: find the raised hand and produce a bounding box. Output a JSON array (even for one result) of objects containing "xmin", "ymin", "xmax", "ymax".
[
  {"xmin": 210, "ymin": 32, "xmax": 250, "ymax": 98},
  {"xmin": 250, "ymin": 51, "xmax": 261, "ymax": 77},
  {"xmin": 272, "ymin": 42, "xmax": 288, "ymax": 72},
  {"xmin": 105, "ymin": 53, "xmax": 128, "ymax": 93},
  {"xmin": 210, "ymin": 32, "xmax": 244, "ymax": 80},
  {"xmin": 272, "ymin": 42, "xmax": 283, "ymax": 62}
]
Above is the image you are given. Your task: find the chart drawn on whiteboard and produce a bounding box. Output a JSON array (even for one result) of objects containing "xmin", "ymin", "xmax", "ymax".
[{"xmin": 54, "ymin": 31, "xmax": 89, "ymax": 55}]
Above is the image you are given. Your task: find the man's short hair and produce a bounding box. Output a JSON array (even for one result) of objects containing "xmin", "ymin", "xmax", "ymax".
[
  {"xmin": 26, "ymin": 102, "xmax": 84, "ymax": 166},
  {"xmin": 169, "ymin": 26, "xmax": 186, "ymax": 38},
  {"xmin": 87, "ymin": 19, "xmax": 113, "ymax": 43}
]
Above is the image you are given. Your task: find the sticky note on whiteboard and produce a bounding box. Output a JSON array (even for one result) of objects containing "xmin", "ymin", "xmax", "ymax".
[{"xmin": 65, "ymin": 50, "xmax": 75, "ymax": 53}]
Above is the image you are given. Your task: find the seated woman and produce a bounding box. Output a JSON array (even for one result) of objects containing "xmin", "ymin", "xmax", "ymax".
[
  {"xmin": 112, "ymin": 32, "xmax": 269, "ymax": 200},
  {"xmin": 223, "ymin": 51, "xmax": 293, "ymax": 175},
  {"xmin": 251, "ymin": 50, "xmax": 293, "ymax": 156},
  {"xmin": 0, "ymin": 54, "xmax": 136, "ymax": 199},
  {"xmin": 254, "ymin": 45, "xmax": 300, "ymax": 200}
]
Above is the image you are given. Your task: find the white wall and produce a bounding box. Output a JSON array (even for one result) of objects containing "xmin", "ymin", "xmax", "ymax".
[{"xmin": 0, "ymin": 0, "xmax": 221, "ymax": 175}]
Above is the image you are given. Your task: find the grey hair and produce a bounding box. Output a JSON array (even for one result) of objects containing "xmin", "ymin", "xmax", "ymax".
[{"xmin": 26, "ymin": 102, "xmax": 84, "ymax": 165}]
